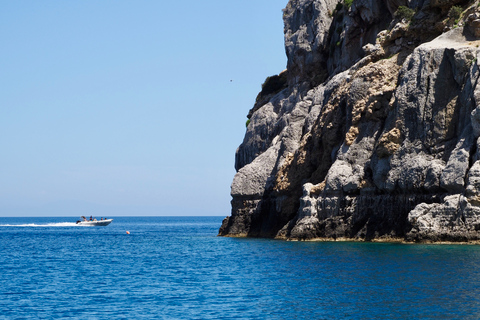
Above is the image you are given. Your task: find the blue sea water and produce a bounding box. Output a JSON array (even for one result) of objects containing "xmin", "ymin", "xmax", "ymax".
[{"xmin": 1, "ymin": 216, "xmax": 480, "ymax": 319}]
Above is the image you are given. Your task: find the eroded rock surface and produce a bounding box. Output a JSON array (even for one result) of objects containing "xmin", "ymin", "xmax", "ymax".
[{"xmin": 219, "ymin": 0, "xmax": 480, "ymax": 242}]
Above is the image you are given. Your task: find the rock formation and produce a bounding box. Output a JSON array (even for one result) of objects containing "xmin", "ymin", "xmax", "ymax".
[{"xmin": 219, "ymin": 0, "xmax": 480, "ymax": 242}]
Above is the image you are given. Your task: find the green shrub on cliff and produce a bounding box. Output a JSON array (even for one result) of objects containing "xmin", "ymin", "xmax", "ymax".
[
  {"xmin": 448, "ymin": 5, "xmax": 462, "ymax": 24},
  {"xmin": 260, "ymin": 72, "xmax": 288, "ymax": 97},
  {"xmin": 394, "ymin": 6, "xmax": 415, "ymax": 21},
  {"xmin": 344, "ymin": 0, "xmax": 353, "ymax": 9}
]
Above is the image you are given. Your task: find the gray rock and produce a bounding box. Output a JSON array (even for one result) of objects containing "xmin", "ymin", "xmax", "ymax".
[
  {"xmin": 220, "ymin": 0, "xmax": 480, "ymax": 242},
  {"xmin": 440, "ymin": 129, "xmax": 474, "ymax": 193}
]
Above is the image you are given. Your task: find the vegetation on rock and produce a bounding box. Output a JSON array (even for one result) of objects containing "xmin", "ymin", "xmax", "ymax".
[{"xmin": 394, "ymin": 6, "xmax": 415, "ymax": 21}]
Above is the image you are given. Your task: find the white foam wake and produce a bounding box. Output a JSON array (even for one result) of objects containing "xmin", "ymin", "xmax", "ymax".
[{"xmin": 0, "ymin": 222, "xmax": 79, "ymax": 227}]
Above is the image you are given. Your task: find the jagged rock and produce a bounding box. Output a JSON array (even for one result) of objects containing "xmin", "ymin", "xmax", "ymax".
[
  {"xmin": 430, "ymin": 0, "xmax": 463, "ymax": 8},
  {"xmin": 219, "ymin": 0, "xmax": 480, "ymax": 243},
  {"xmin": 407, "ymin": 194, "xmax": 480, "ymax": 241},
  {"xmin": 466, "ymin": 161, "xmax": 480, "ymax": 204},
  {"xmin": 467, "ymin": 13, "xmax": 480, "ymax": 37}
]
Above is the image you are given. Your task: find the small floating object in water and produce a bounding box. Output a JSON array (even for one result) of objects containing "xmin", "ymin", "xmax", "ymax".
[{"xmin": 126, "ymin": 231, "xmax": 130, "ymax": 234}]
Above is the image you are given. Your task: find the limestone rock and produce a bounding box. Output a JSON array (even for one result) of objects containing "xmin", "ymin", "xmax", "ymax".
[
  {"xmin": 467, "ymin": 13, "xmax": 480, "ymax": 38},
  {"xmin": 219, "ymin": 0, "xmax": 480, "ymax": 243}
]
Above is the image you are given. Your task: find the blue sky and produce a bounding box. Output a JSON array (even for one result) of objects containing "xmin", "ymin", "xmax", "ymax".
[{"xmin": 0, "ymin": 1, "xmax": 287, "ymax": 217}]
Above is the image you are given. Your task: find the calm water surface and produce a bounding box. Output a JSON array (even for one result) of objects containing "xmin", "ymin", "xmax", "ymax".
[{"xmin": 1, "ymin": 216, "xmax": 480, "ymax": 319}]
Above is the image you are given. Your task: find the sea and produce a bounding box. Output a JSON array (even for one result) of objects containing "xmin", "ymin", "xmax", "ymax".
[{"xmin": 1, "ymin": 216, "xmax": 480, "ymax": 320}]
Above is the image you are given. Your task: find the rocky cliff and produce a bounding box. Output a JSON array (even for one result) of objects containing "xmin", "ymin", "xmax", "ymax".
[{"xmin": 219, "ymin": 0, "xmax": 480, "ymax": 242}]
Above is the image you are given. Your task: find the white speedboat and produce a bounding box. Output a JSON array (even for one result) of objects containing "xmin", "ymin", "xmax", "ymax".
[{"xmin": 76, "ymin": 216, "xmax": 113, "ymax": 226}]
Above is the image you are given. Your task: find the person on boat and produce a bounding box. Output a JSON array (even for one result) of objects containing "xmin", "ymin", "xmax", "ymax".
[{"xmin": 89, "ymin": 216, "xmax": 93, "ymax": 221}]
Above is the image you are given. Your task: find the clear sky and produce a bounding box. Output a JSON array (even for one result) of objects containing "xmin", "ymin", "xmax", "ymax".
[{"xmin": 0, "ymin": 1, "xmax": 287, "ymax": 217}]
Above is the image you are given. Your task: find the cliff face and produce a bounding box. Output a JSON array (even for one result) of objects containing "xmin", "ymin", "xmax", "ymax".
[{"xmin": 219, "ymin": 0, "xmax": 480, "ymax": 241}]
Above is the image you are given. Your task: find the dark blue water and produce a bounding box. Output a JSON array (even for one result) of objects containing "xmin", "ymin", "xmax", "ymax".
[{"xmin": 1, "ymin": 216, "xmax": 480, "ymax": 319}]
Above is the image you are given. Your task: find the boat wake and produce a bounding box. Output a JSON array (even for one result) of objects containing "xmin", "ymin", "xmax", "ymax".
[{"xmin": 0, "ymin": 222, "xmax": 80, "ymax": 227}]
